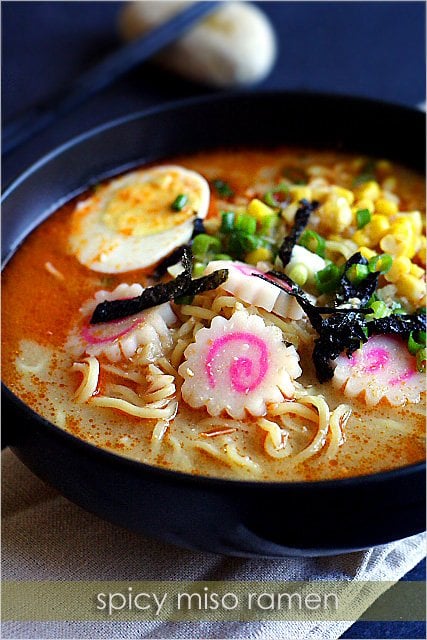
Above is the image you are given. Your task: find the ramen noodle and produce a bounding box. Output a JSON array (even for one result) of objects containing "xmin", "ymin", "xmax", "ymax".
[{"xmin": 2, "ymin": 148, "xmax": 426, "ymax": 481}]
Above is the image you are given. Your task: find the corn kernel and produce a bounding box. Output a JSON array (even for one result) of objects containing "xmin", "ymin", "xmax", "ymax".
[
  {"xmin": 375, "ymin": 198, "xmax": 398, "ymax": 217},
  {"xmin": 390, "ymin": 217, "xmax": 418, "ymax": 258},
  {"xmin": 384, "ymin": 256, "xmax": 411, "ymax": 283},
  {"xmin": 415, "ymin": 236, "xmax": 426, "ymax": 266},
  {"xmin": 410, "ymin": 211, "xmax": 423, "ymax": 235},
  {"xmin": 410, "ymin": 263, "xmax": 425, "ymax": 278},
  {"xmin": 390, "ymin": 218, "xmax": 416, "ymax": 239},
  {"xmin": 380, "ymin": 233, "xmax": 416, "ymax": 259},
  {"xmin": 397, "ymin": 274, "xmax": 426, "ymax": 302},
  {"xmin": 321, "ymin": 197, "xmax": 353, "ymax": 233},
  {"xmin": 289, "ymin": 185, "xmax": 312, "ymax": 202},
  {"xmin": 245, "ymin": 246, "xmax": 273, "ymax": 265},
  {"xmin": 281, "ymin": 202, "xmax": 298, "ymax": 224},
  {"xmin": 353, "ymin": 198, "xmax": 375, "ymax": 214},
  {"xmin": 331, "ymin": 186, "xmax": 354, "ymax": 205},
  {"xmin": 355, "ymin": 180, "xmax": 381, "ymax": 201},
  {"xmin": 353, "ymin": 230, "xmax": 371, "ymax": 247},
  {"xmin": 247, "ymin": 198, "xmax": 275, "ymax": 220},
  {"xmin": 359, "ymin": 246, "xmax": 377, "ymax": 260},
  {"xmin": 365, "ymin": 215, "xmax": 390, "ymax": 243},
  {"xmin": 395, "ymin": 211, "xmax": 423, "ymax": 235}
]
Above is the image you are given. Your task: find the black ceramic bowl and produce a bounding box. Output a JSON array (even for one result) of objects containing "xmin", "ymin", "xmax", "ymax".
[{"xmin": 2, "ymin": 92, "xmax": 425, "ymax": 557}]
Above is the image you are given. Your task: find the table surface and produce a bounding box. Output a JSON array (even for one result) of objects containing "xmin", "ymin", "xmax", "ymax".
[{"xmin": 2, "ymin": 2, "xmax": 426, "ymax": 638}]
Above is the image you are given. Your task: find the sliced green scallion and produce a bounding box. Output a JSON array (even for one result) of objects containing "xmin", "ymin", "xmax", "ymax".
[
  {"xmin": 171, "ymin": 194, "xmax": 188, "ymax": 211},
  {"xmin": 315, "ymin": 263, "xmax": 343, "ymax": 294},
  {"xmin": 408, "ymin": 330, "xmax": 427, "ymax": 355},
  {"xmin": 192, "ymin": 262, "xmax": 206, "ymax": 278},
  {"xmin": 259, "ymin": 213, "xmax": 279, "ymax": 235},
  {"xmin": 228, "ymin": 232, "xmax": 262, "ymax": 259},
  {"xmin": 356, "ymin": 208, "xmax": 371, "ymax": 229},
  {"xmin": 220, "ymin": 211, "xmax": 235, "ymax": 233},
  {"xmin": 263, "ymin": 183, "xmax": 289, "ymax": 207},
  {"xmin": 416, "ymin": 347, "xmax": 426, "ymax": 373},
  {"xmin": 235, "ymin": 213, "xmax": 257, "ymax": 235},
  {"xmin": 214, "ymin": 253, "xmax": 233, "ymax": 261},
  {"xmin": 241, "ymin": 234, "xmax": 262, "ymax": 252},
  {"xmin": 366, "ymin": 300, "xmax": 390, "ymax": 320},
  {"xmin": 391, "ymin": 305, "xmax": 407, "ymax": 315},
  {"xmin": 299, "ymin": 229, "xmax": 326, "ymax": 257},
  {"xmin": 368, "ymin": 254, "xmax": 393, "ymax": 274},
  {"xmin": 212, "ymin": 179, "xmax": 234, "ymax": 198},
  {"xmin": 346, "ymin": 263, "xmax": 369, "ymax": 285},
  {"xmin": 366, "ymin": 293, "xmax": 378, "ymax": 308},
  {"xmin": 192, "ymin": 233, "xmax": 221, "ymax": 258},
  {"xmin": 407, "ymin": 329, "xmax": 427, "ymax": 372}
]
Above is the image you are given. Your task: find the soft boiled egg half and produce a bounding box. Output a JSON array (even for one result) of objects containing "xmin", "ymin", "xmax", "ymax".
[{"xmin": 69, "ymin": 165, "xmax": 210, "ymax": 273}]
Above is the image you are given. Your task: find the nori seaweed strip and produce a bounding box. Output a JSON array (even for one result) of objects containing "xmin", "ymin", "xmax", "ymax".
[
  {"xmin": 90, "ymin": 279, "xmax": 186, "ymax": 323},
  {"xmin": 335, "ymin": 252, "xmax": 379, "ymax": 306},
  {"xmin": 367, "ymin": 311, "xmax": 427, "ymax": 340},
  {"xmin": 264, "ymin": 267, "xmax": 371, "ymax": 380},
  {"xmin": 313, "ymin": 311, "xmax": 427, "ymax": 383},
  {"xmin": 256, "ymin": 262, "xmax": 426, "ymax": 382},
  {"xmin": 254, "ymin": 270, "xmax": 373, "ymax": 314},
  {"xmin": 175, "ymin": 269, "xmax": 229, "ymax": 299},
  {"xmin": 253, "ymin": 270, "xmax": 371, "ymax": 381},
  {"xmin": 90, "ymin": 250, "xmax": 228, "ymax": 323},
  {"xmin": 278, "ymin": 199, "xmax": 319, "ymax": 267},
  {"xmin": 311, "ymin": 311, "xmax": 427, "ymax": 382},
  {"xmin": 312, "ymin": 307, "xmax": 373, "ymax": 315},
  {"xmin": 91, "ymin": 247, "xmax": 193, "ymax": 323},
  {"xmin": 313, "ymin": 313, "xmax": 368, "ymax": 382}
]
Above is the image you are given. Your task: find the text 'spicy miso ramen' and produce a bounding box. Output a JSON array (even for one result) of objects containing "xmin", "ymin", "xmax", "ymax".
[{"xmin": 2, "ymin": 149, "xmax": 426, "ymax": 480}]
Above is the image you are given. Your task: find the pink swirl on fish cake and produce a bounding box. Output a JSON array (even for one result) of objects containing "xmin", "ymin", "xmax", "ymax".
[
  {"xmin": 205, "ymin": 331, "xmax": 268, "ymax": 394},
  {"xmin": 81, "ymin": 314, "xmax": 141, "ymax": 345}
]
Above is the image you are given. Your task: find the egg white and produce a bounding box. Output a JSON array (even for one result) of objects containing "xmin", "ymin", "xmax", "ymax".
[{"xmin": 69, "ymin": 165, "xmax": 210, "ymax": 273}]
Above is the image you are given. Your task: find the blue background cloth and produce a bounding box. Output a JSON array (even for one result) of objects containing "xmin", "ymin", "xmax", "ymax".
[
  {"xmin": 2, "ymin": 2, "xmax": 426, "ymax": 637},
  {"xmin": 2, "ymin": 1, "xmax": 425, "ymax": 183}
]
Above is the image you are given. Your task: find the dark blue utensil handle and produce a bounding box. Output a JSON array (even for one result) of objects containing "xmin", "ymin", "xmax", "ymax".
[{"xmin": 2, "ymin": 1, "xmax": 221, "ymax": 155}]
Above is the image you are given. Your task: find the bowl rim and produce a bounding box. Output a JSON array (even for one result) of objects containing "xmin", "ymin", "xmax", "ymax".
[
  {"xmin": 4, "ymin": 383, "xmax": 425, "ymax": 490},
  {"xmin": 2, "ymin": 89, "xmax": 424, "ymax": 199},
  {"xmin": 2, "ymin": 89, "xmax": 426, "ymax": 490}
]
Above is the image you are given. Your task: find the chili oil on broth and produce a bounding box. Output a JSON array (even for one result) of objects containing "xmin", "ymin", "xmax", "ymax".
[{"xmin": 2, "ymin": 148, "xmax": 425, "ymax": 481}]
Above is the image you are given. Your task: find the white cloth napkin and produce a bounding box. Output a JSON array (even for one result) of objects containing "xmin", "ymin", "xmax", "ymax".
[{"xmin": 2, "ymin": 448, "xmax": 425, "ymax": 639}]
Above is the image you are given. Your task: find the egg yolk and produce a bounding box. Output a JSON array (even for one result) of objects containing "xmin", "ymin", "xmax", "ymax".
[{"xmin": 102, "ymin": 173, "xmax": 200, "ymax": 236}]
